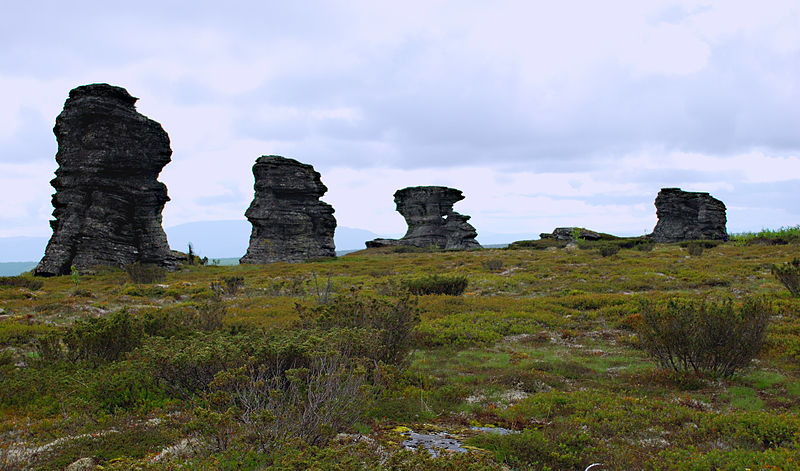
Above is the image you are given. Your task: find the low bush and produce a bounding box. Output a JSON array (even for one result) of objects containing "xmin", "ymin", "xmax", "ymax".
[
  {"xmin": 137, "ymin": 329, "xmax": 348, "ymax": 397},
  {"xmin": 299, "ymin": 290, "xmax": 420, "ymax": 366},
  {"xmin": 125, "ymin": 262, "xmax": 167, "ymax": 284},
  {"xmin": 636, "ymin": 297, "xmax": 771, "ymax": 378},
  {"xmin": 771, "ymin": 258, "xmax": 800, "ymax": 296},
  {"xmin": 89, "ymin": 361, "xmax": 168, "ymax": 412},
  {"xmin": 38, "ymin": 310, "xmax": 143, "ymax": 365},
  {"xmin": 402, "ymin": 274, "xmax": 468, "ymax": 295},
  {"xmin": 597, "ymin": 244, "xmax": 620, "ymax": 257},
  {"xmin": 211, "ymin": 276, "xmax": 245, "ymax": 296},
  {"xmin": 679, "ymin": 239, "xmax": 723, "ymax": 249},
  {"xmin": 483, "ymin": 258, "xmax": 504, "ymax": 272},
  {"xmin": 136, "ymin": 331, "xmax": 253, "ymax": 396},
  {"xmin": 141, "ymin": 300, "xmax": 225, "ymax": 338},
  {"xmin": 730, "ymin": 225, "xmax": 800, "ymax": 246},
  {"xmin": 0, "ymin": 275, "xmax": 43, "ymax": 290},
  {"xmin": 687, "ymin": 242, "xmax": 704, "ymax": 256},
  {"xmin": 205, "ymin": 355, "xmax": 371, "ymax": 451},
  {"xmin": 467, "ymin": 428, "xmax": 593, "ymax": 470},
  {"xmin": 506, "ymin": 239, "xmax": 566, "ymax": 250},
  {"xmin": 636, "ymin": 242, "xmax": 655, "ymax": 252}
]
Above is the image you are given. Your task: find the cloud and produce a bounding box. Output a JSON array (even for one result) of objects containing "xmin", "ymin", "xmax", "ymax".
[{"xmin": 0, "ymin": 0, "xmax": 798, "ymax": 244}]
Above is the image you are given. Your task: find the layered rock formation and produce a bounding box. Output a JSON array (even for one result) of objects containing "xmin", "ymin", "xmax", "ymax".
[
  {"xmin": 240, "ymin": 156, "xmax": 336, "ymax": 263},
  {"xmin": 366, "ymin": 186, "xmax": 481, "ymax": 250},
  {"xmin": 540, "ymin": 227, "xmax": 605, "ymax": 242},
  {"xmin": 35, "ymin": 84, "xmax": 174, "ymax": 276},
  {"xmin": 652, "ymin": 188, "xmax": 728, "ymax": 243}
]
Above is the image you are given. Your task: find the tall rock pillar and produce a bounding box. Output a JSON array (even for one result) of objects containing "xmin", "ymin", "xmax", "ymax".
[
  {"xmin": 35, "ymin": 83, "xmax": 174, "ymax": 276},
  {"xmin": 240, "ymin": 156, "xmax": 336, "ymax": 263}
]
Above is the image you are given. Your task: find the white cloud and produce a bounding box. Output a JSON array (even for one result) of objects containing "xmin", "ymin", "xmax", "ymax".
[{"xmin": 0, "ymin": 0, "xmax": 798, "ymax": 247}]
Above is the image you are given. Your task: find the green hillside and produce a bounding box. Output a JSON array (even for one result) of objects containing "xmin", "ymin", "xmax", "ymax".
[{"xmin": 1, "ymin": 237, "xmax": 799, "ymax": 469}]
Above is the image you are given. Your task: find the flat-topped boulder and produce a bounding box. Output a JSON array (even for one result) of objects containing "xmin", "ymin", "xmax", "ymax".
[
  {"xmin": 240, "ymin": 156, "xmax": 336, "ymax": 263},
  {"xmin": 651, "ymin": 188, "xmax": 728, "ymax": 243},
  {"xmin": 366, "ymin": 186, "xmax": 481, "ymax": 250},
  {"xmin": 540, "ymin": 227, "xmax": 607, "ymax": 242},
  {"xmin": 35, "ymin": 83, "xmax": 175, "ymax": 276}
]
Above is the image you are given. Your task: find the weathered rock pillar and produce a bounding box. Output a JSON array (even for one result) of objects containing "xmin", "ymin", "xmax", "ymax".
[
  {"xmin": 366, "ymin": 186, "xmax": 481, "ymax": 250},
  {"xmin": 35, "ymin": 84, "xmax": 174, "ymax": 276},
  {"xmin": 240, "ymin": 156, "xmax": 336, "ymax": 263},
  {"xmin": 651, "ymin": 187, "xmax": 728, "ymax": 242}
]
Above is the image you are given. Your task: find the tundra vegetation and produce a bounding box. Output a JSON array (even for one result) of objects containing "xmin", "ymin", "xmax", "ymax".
[{"xmin": 1, "ymin": 228, "xmax": 800, "ymax": 470}]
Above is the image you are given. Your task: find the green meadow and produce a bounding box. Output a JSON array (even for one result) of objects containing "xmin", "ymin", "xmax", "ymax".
[{"xmin": 1, "ymin": 233, "xmax": 799, "ymax": 470}]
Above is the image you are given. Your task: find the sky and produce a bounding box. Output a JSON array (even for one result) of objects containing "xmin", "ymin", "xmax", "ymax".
[{"xmin": 1, "ymin": 0, "xmax": 799, "ymax": 243}]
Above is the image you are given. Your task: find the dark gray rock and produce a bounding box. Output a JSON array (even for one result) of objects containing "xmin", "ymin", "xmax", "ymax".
[
  {"xmin": 35, "ymin": 84, "xmax": 175, "ymax": 276},
  {"xmin": 366, "ymin": 186, "xmax": 481, "ymax": 250},
  {"xmin": 540, "ymin": 227, "xmax": 605, "ymax": 242},
  {"xmin": 652, "ymin": 188, "xmax": 728, "ymax": 243},
  {"xmin": 240, "ymin": 156, "xmax": 336, "ymax": 263}
]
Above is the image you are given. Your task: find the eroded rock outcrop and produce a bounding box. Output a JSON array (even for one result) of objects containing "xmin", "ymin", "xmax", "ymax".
[
  {"xmin": 240, "ymin": 156, "xmax": 336, "ymax": 263},
  {"xmin": 540, "ymin": 227, "xmax": 605, "ymax": 242},
  {"xmin": 366, "ymin": 186, "xmax": 481, "ymax": 250},
  {"xmin": 35, "ymin": 84, "xmax": 174, "ymax": 276},
  {"xmin": 652, "ymin": 188, "xmax": 728, "ymax": 243}
]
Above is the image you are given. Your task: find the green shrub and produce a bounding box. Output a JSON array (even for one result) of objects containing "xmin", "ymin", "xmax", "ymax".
[
  {"xmin": 597, "ymin": 244, "xmax": 620, "ymax": 257},
  {"xmin": 483, "ymin": 258, "xmax": 504, "ymax": 272},
  {"xmin": 43, "ymin": 310, "xmax": 144, "ymax": 365},
  {"xmin": 121, "ymin": 284, "xmax": 166, "ymax": 297},
  {"xmin": 467, "ymin": 428, "xmax": 593, "ymax": 470},
  {"xmin": 211, "ymin": 276, "xmax": 245, "ymax": 296},
  {"xmin": 206, "ymin": 355, "xmax": 371, "ymax": 450},
  {"xmin": 0, "ymin": 275, "xmax": 43, "ymax": 290},
  {"xmin": 402, "ymin": 274, "xmax": 468, "ymax": 295},
  {"xmin": 136, "ymin": 331, "xmax": 252, "ymax": 396},
  {"xmin": 89, "ymin": 361, "xmax": 168, "ymax": 412},
  {"xmin": 730, "ymin": 225, "xmax": 800, "ymax": 246},
  {"xmin": 124, "ymin": 262, "xmax": 167, "ymax": 284},
  {"xmin": 636, "ymin": 242, "xmax": 655, "ymax": 252},
  {"xmin": 636, "ymin": 297, "xmax": 771, "ymax": 378},
  {"xmin": 140, "ymin": 300, "xmax": 225, "ymax": 338},
  {"xmin": 299, "ymin": 291, "xmax": 420, "ymax": 366},
  {"xmin": 506, "ymin": 239, "xmax": 566, "ymax": 250},
  {"xmin": 771, "ymin": 258, "xmax": 800, "ymax": 296},
  {"xmin": 687, "ymin": 242, "xmax": 704, "ymax": 256},
  {"xmin": 137, "ymin": 330, "xmax": 334, "ymax": 397},
  {"xmin": 708, "ymin": 411, "xmax": 800, "ymax": 449},
  {"xmin": 679, "ymin": 239, "xmax": 722, "ymax": 249}
]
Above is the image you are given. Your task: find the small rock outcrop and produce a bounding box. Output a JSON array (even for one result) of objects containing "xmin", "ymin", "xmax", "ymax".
[
  {"xmin": 240, "ymin": 156, "xmax": 336, "ymax": 263},
  {"xmin": 366, "ymin": 186, "xmax": 481, "ymax": 250},
  {"xmin": 652, "ymin": 188, "xmax": 728, "ymax": 242},
  {"xmin": 35, "ymin": 84, "xmax": 174, "ymax": 276},
  {"xmin": 540, "ymin": 227, "xmax": 605, "ymax": 242}
]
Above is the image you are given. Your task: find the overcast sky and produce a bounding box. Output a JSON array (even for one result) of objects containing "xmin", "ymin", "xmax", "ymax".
[{"xmin": 1, "ymin": 0, "xmax": 798, "ymax": 242}]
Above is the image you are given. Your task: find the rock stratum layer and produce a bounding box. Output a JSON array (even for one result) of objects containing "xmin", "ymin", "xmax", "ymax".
[
  {"xmin": 652, "ymin": 188, "xmax": 728, "ymax": 243},
  {"xmin": 240, "ymin": 156, "xmax": 336, "ymax": 263},
  {"xmin": 35, "ymin": 84, "xmax": 174, "ymax": 276},
  {"xmin": 367, "ymin": 186, "xmax": 481, "ymax": 250}
]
